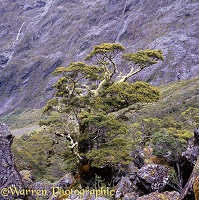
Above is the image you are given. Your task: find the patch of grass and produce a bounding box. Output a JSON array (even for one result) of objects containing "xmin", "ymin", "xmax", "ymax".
[{"xmin": 0, "ymin": 108, "xmax": 42, "ymax": 129}]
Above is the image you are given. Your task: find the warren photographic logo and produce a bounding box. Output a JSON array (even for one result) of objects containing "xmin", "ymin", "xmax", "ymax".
[{"xmin": 0, "ymin": 185, "xmax": 115, "ymax": 199}]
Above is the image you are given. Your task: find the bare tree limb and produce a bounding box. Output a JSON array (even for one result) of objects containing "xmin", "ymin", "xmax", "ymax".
[
  {"xmin": 117, "ymin": 65, "xmax": 142, "ymax": 83},
  {"xmin": 66, "ymin": 133, "xmax": 82, "ymax": 161}
]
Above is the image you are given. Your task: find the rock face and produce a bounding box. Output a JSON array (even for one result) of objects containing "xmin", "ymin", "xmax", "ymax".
[
  {"xmin": 0, "ymin": 0, "xmax": 198, "ymax": 114},
  {"xmin": 0, "ymin": 123, "xmax": 23, "ymax": 199}
]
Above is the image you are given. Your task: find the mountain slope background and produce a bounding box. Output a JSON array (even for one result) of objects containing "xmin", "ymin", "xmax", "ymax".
[{"xmin": 0, "ymin": 0, "xmax": 199, "ymax": 114}]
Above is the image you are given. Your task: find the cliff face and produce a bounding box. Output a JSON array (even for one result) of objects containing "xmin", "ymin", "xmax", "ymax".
[
  {"xmin": 0, "ymin": 123, "xmax": 23, "ymax": 199},
  {"xmin": 0, "ymin": 0, "xmax": 198, "ymax": 114}
]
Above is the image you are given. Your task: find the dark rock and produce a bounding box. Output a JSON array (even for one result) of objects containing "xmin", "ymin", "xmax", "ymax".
[
  {"xmin": 194, "ymin": 129, "xmax": 199, "ymax": 142},
  {"xmin": 0, "ymin": 55, "xmax": 9, "ymax": 65},
  {"xmin": 128, "ymin": 162, "xmax": 138, "ymax": 181},
  {"xmin": 179, "ymin": 131, "xmax": 199, "ymax": 199},
  {"xmin": 79, "ymin": 40, "xmax": 91, "ymax": 51},
  {"xmin": 21, "ymin": 61, "xmax": 42, "ymax": 80},
  {"xmin": 130, "ymin": 150, "xmax": 145, "ymax": 169},
  {"xmin": 91, "ymin": 165, "xmax": 117, "ymax": 186},
  {"xmin": 123, "ymin": 192, "xmax": 140, "ymax": 200},
  {"xmin": 26, "ymin": 173, "xmax": 74, "ymax": 199},
  {"xmin": 115, "ymin": 177, "xmax": 139, "ymax": 199},
  {"xmin": 182, "ymin": 135, "xmax": 199, "ymax": 165},
  {"xmin": 43, "ymin": 59, "xmax": 62, "ymax": 78},
  {"xmin": 182, "ymin": 146, "xmax": 199, "ymax": 166},
  {"xmin": 0, "ymin": 122, "xmax": 23, "ymax": 200},
  {"xmin": 36, "ymin": 1, "xmax": 46, "ymax": 8}
]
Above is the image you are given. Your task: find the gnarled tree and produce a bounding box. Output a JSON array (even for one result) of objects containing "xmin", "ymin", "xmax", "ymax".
[{"xmin": 40, "ymin": 43, "xmax": 164, "ymax": 187}]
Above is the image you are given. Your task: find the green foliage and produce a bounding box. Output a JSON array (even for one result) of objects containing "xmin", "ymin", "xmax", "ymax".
[
  {"xmin": 167, "ymin": 128, "xmax": 193, "ymax": 143},
  {"xmin": 151, "ymin": 129, "xmax": 185, "ymax": 162},
  {"xmin": 53, "ymin": 62, "xmax": 101, "ymax": 81},
  {"xmin": 86, "ymin": 135, "xmax": 133, "ymax": 167},
  {"xmin": 85, "ymin": 43, "xmax": 125, "ymax": 60},
  {"xmin": 41, "ymin": 42, "xmax": 163, "ymax": 170},
  {"xmin": 42, "ymin": 98, "xmax": 58, "ymax": 114},
  {"xmin": 79, "ymin": 112, "xmax": 129, "ymax": 138},
  {"xmin": 130, "ymin": 116, "xmax": 193, "ymax": 157},
  {"xmin": 39, "ymin": 111, "xmax": 62, "ymax": 127},
  {"xmin": 12, "ymin": 130, "xmax": 76, "ymax": 181},
  {"xmin": 94, "ymin": 81, "xmax": 160, "ymax": 112},
  {"xmin": 122, "ymin": 49, "xmax": 164, "ymax": 68},
  {"xmin": 181, "ymin": 107, "xmax": 199, "ymax": 127},
  {"xmin": 12, "ymin": 131, "xmax": 53, "ymax": 180},
  {"xmin": 132, "ymin": 118, "xmax": 163, "ymax": 146}
]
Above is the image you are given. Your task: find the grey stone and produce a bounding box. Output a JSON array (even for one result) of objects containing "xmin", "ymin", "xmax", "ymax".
[
  {"xmin": 115, "ymin": 177, "xmax": 137, "ymax": 199},
  {"xmin": 194, "ymin": 129, "xmax": 199, "ymax": 142},
  {"xmin": 137, "ymin": 164, "xmax": 171, "ymax": 192},
  {"xmin": 56, "ymin": 173, "xmax": 74, "ymax": 189}
]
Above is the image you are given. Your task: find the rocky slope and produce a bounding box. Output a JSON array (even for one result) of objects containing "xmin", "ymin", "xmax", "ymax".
[
  {"xmin": 1, "ymin": 122, "xmax": 198, "ymax": 200},
  {"xmin": 0, "ymin": 0, "xmax": 198, "ymax": 114}
]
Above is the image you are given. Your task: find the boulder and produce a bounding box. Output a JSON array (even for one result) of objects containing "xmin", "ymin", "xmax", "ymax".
[
  {"xmin": 193, "ymin": 176, "xmax": 199, "ymax": 200},
  {"xmin": 123, "ymin": 192, "xmax": 140, "ymax": 200},
  {"xmin": 20, "ymin": 170, "xmax": 34, "ymax": 189},
  {"xmin": 27, "ymin": 173, "xmax": 74, "ymax": 200},
  {"xmin": 56, "ymin": 173, "xmax": 74, "ymax": 189},
  {"xmin": 28, "ymin": 181, "xmax": 54, "ymax": 200},
  {"xmin": 137, "ymin": 191, "xmax": 180, "ymax": 200},
  {"xmin": 128, "ymin": 162, "xmax": 139, "ymax": 181},
  {"xmin": 0, "ymin": 122, "xmax": 23, "ymax": 200},
  {"xmin": 137, "ymin": 164, "xmax": 171, "ymax": 192},
  {"xmin": 114, "ymin": 177, "xmax": 140, "ymax": 199}
]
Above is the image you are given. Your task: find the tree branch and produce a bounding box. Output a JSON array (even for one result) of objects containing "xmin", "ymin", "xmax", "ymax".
[
  {"xmin": 117, "ymin": 65, "xmax": 142, "ymax": 83},
  {"xmin": 66, "ymin": 133, "xmax": 82, "ymax": 161}
]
